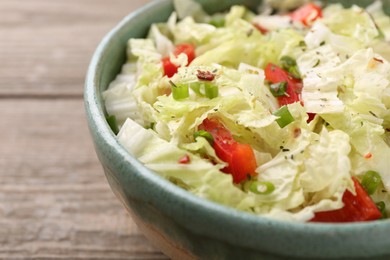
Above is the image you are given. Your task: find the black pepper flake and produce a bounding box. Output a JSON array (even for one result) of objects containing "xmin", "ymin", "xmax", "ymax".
[
  {"xmin": 374, "ymin": 57, "xmax": 384, "ymax": 63},
  {"xmin": 282, "ymin": 148, "xmax": 290, "ymax": 152},
  {"xmin": 299, "ymin": 41, "xmax": 306, "ymax": 48},
  {"xmin": 369, "ymin": 111, "xmax": 378, "ymax": 118}
]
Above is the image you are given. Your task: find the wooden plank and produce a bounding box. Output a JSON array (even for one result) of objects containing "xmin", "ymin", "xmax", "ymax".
[
  {"xmin": 0, "ymin": 99, "xmax": 168, "ymax": 259},
  {"xmin": 0, "ymin": 0, "xmax": 152, "ymax": 96}
]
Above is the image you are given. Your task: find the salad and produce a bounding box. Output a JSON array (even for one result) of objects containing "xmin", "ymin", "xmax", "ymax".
[{"xmin": 103, "ymin": 0, "xmax": 390, "ymax": 222}]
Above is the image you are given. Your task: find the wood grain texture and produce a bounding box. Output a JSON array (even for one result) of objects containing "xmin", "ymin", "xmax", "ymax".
[
  {"xmin": 0, "ymin": 0, "xmax": 169, "ymax": 259},
  {"xmin": 0, "ymin": 0, "xmax": 152, "ymax": 96},
  {"xmin": 0, "ymin": 100, "xmax": 168, "ymax": 259}
]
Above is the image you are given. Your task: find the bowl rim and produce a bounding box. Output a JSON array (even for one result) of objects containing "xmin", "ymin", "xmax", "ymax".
[{"xmin": 85, "ymin": 0, "xmax": 390, "ymax": 257}]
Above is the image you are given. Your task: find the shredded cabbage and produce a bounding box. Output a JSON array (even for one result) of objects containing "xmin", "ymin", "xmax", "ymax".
[{"xmin": 104, "ymin": 1, "xmax": 390, "ymax": 222}]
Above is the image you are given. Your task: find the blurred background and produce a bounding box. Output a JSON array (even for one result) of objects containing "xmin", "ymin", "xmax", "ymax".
[{"xmin": 0, "ymin": 0, "xmax": 169, "ymax": 259}]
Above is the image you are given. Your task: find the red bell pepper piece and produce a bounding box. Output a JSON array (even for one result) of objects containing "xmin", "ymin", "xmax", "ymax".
[
  {"xmin": 162, "ymin": 43, "xmax": 196, "ymax": 77},
  {"xmin": 173, "ymin": 43, "xmax": 195, "ymax": 64},
  {"xmin": 253, "ymin": 23, "xmax": 268, "ymax": 34},
  {"xmin": 178, "ymin": 154, "xmax": 191, "ymax": 164},
  {"xmin": 290, "ymin": 3, "xmax": 322, "ymax": 27},
  {"xmin": 307, "ymin": 112, "xmax": 316, "ymax": 123},
  {"xmin": 162, "ymin": 57, "xmax": 178, "ymax": 78},
  {"xmin": 264, "ymin": 63, "xmax": 302, "ymax": 106},
  {"xmin": 310, "ymin": 177, "xmax": 382, "ymax": 222},
  {"xmin": 199, "ymin": 118, "xmax": 257, "ymax": 184}
]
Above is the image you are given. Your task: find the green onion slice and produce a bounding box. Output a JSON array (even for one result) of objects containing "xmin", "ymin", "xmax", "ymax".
[
  {"xmin": 288, "ymin": 65, "xmax": 301, "ymax": 79},
  {"xmin": 249, "ymin": 181, "xmax": 275, "ymax": 195},
  {"xmin": 209, "ymin": 15, "xmax": 225, "ymax": 28},
  {"xmin": 270, "ymin": 81, "xmax": 288, "ymax": 97},
  {"xmin": 190, "ymin": 82, "xmax": 201, "ymax": 95},
  {"xmin": 106, "ymin": 115, "xmax": 119, "ymax": 135},
  {"xmin": 193, "ymin": 130, "xmax": 214, "ymax": 145},
  {"xmin": 376, "ymin": 201, "xmax": 388, "ymax": 219},
  {"xmin": 280, "ymin": 56, "xmax": 296, "ymax": 68},
  {"xmin": 280, "ymin": 56, "xmax": 301, "ymax": 79},
  {"xmin": 190, "ymin": 82, "xmax": 218, "ymax": 99},
  {"xmin": 273, "ymin": 106, "xmax": 295, "ymax": 128},
  {"xmin": 204, "ymin": 83, "xmax": 218, "ymax": 99},
  {"xmin": 361, "ymin": 170, "xmax": 382, "ymax": 195},
  {"xmin": 170, "ymin": 80, "xmax": 189, "ymax": 100}
]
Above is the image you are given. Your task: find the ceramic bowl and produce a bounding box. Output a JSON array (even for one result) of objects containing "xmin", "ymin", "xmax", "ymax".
[{"xmin": 85, "ymin": 0, "xmax": 390, "ymax": 259}]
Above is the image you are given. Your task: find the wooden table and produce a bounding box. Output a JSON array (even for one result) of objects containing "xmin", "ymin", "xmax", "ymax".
[{"xmin": 0, "ymin": 1, "xmax": 169, "ymax": 259}]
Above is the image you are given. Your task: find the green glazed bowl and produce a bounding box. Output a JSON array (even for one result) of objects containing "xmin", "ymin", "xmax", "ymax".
[{"xmin": 85, "ymin": 0, "xmax": 390, "ymax": 259}]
